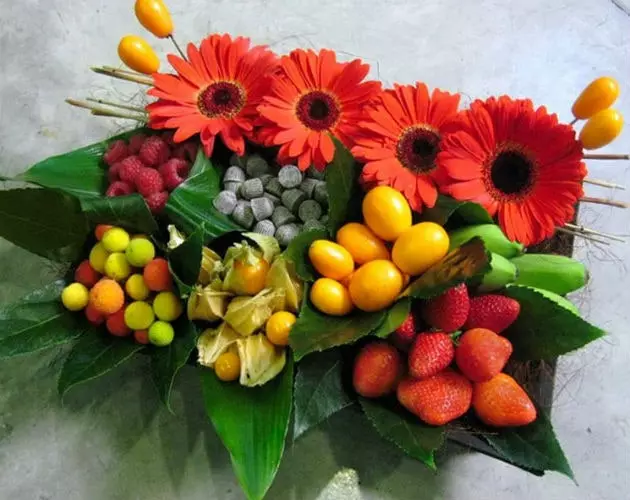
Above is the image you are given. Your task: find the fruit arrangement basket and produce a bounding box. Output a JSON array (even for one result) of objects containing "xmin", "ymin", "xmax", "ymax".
[{"xmin": 0, "ymin": 2, "xmax": 627, "ymax": 499}]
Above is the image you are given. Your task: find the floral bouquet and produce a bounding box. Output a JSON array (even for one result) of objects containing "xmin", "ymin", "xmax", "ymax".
[{"xmin": 0, "ymin": 1, "xmax": 626, "ymax": 499}]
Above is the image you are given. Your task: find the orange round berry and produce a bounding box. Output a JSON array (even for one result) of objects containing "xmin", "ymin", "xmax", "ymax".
[
  {"xmin": 134, "ymin": 330, "xmax": 150, "ymax": 345},
  {"xmin": 74, "ymin": 260, "xmax": 101, "ymax": 288},
  {"xmin": 85, "ymin": 303, "xmax": 105, "ymax": 325},
  {"xmin": 95, "ymin": 224, "xmax": 114, "ymax": 241},
  {"xmin": 89, "ymin": 278, "xmax": 125, "ymax": 315},
  {"xmin": 106, "ymin": 307, "xmax": 132, "ymax": 337},
  {"xmin": 143, "ymin": 258, "xmax": 173, "ymax": 292}
]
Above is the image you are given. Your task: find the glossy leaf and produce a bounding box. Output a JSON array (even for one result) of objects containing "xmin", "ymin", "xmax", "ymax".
[
  {"xmin": 201, "ymin": 356, "xmax": 293, "ymax": 500},
  {"xmin": 503, "ymin": 286, "xmax": 605, "ymax": 360},
  {"xmin": 293, "ymin": 350, "xmax": 353, "ymax": 440},
  {"xmin": 80, "ymin": 194, "xmax": 158, "ymax": 235},
  {"xmin": 420, "ymin": 195, "xmax": 493, "ymax": 227},
  {"xmin": 282, "ymin": 228, "xmax": 328, "ymax": 282},
  {"xmin": 372, "ymin": 298, "xmax": 411, "ymax": 339},
  {"xmin": 168, "ymin": 227, "xmax": 204, "ymax": 293}
]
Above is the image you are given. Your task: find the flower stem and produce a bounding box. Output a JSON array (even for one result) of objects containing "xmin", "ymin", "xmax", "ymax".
[
  {"xmin": 86, "ymin": 98, "xmax": 147, "ymax": 114},
  {"xmin": 66, "ymin": 99, "xmax": 147, "ymax": 121},
  {"xmin": 584, "ymin": 153, "xmax": 630, "ymax": 160},
  {"xmin": 91, "ymin": 66, "xmax": 153, "ymax": 86},
  {"xmin": 581, "ymin": 196, "xmax": 629, "ymax": 209},
  {"xmin": 584, "ymin": 178, "xmax": 625, "ymax": 190},
  {"xmin": 563, "ymin": 223, "xmax": 625, "ymax": 243},
  {"xmin": 556, "ymin": 227, "xmax": 610, "ymax": 245}
]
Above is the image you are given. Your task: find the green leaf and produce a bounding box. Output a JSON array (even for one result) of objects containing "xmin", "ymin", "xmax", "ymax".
[
  {"xmin": 290, "ymin": 287, "xmax": 387, "ymax": 361},
  {"xmin": 420, "ymin": 195, "xmax": 493, "ymax": 227},
  {"xmin": 201, "ymin": 356, "xmax": 293, "ymax": 500},
  {"xmin": 502, "ymin": 286, "xmax": 605, "ymax": 360},
  {"xmin": 0, "ymin": 281, "xmax": 87, "ymax": 358},
  {"xmin": 372, "ymin": 298, "xmax": 411, "ymax": 339},
  {"xmin": 404, "ymin": 238, "xmax": 490, "ymax": 299},
  {"xmin": 80, "ymin": 194, "xmax": 158, "ymax": 235},
  {"xmin": 360, "ymin": 398, "xmax": 445, "ymax": 470},
  {"xmin": 19, "ymin": 128, "xmax": 146, "ymax": 198},
  {"xmin": 165, "ymin": 149, "xmax": 241, "ymax": 237},
  {"xmin": 150, "ymin": 318, "xmax": 198, "ymax": 410},
  {"xmin": 293, "ymin": 350, "xmax": 353, "ymax": 440},
  {"xmin": 168, "ymin": 227, "xmax": 204, "ymax": 292},
  {"xmin": 0, "ymin": 188, "xmax": 89, "ymax": 262},
  {"xmin": 282, "ymin": 228, "xmax": 328, "ymax": 282},
  {"xmin": 324, "ymin": 137, "xmax": 362, "ymax": 236},
  {"xmin": 58, "ymin": 333, "xmax": 144, "ymax": 396},
  {"xmin": 484, "ymin": 408, "xmax": 574, "ymax": 479}
]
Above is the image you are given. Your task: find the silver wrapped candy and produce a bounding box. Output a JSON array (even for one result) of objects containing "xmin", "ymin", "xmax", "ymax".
[
  {"xmin": 213, "ymin": 191, "xmax": 238, "ymax": 215},
  {"xmin": 258, "ymin": 174, "xmax": 273, "ymax": 187},
  {"xmin": 265, "ymin": 177, "xmax": 284, "ymax": 197},
  {"xmin": 278, "ymin": 165, "xmax": 303, "ymax": 189},
  {"xmin": 253, "ymin": 220, "xmax": 276, "ymax": 236},
  {"xmin": 246, "ymin": 155, "xmax": 271, "ymax": 177},
  {"xmin": 275, "ymin": 223, "xmax": 301, "ymax": 247},
  {"xmin": 307, "ymin": 165, "xmax": 326, "ymax": 180},
  {"xmin": 282, "ymin": 188, "xmax": 307, "ymax": 213},
  {"xmin": 298, "ymin": 200, "xmax": 323, "ymax": 222},
  {"xmin": 251, "ymin": 197, "xmax": 275, "ymax": 221},
  {"xmin": 272, "ymin": 206, "xmax": 296, "ymax": 227},
  {"xmin": 232, "ymin": 200, "xmax": 255, "ymax": 229},
  {"xmin": 299, "ymin": 178, "xmax": 320, "ymax": 198},
  {"xmin": 224, "ymin": 181, "xmax": 242, "ymax": 196},
  {"xmin": 224, "ymin": 166, "xmax": 246, "ymax": 183},
  {"xmin": 303, "ymin": 219, "xmax": 326, "ymax": 232},
  {"xmin": 241, "ymin": 178, "xmax": 264, "ymax": 200},
  {"xmin": 230, "ymin": 154, "xmax": 247, "ymax": 168},
  {"xmin": 314, "ymin": 183, "xmax": 329, "ymax": 207}
]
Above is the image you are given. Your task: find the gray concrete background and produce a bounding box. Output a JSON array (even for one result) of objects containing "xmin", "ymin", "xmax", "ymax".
[{"xmin": 1, "ymin": 0, "xmax": 629, "ymax": 498}]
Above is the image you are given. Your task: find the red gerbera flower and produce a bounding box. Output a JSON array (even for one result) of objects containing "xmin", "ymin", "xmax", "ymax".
[
  {"xmin": 352, "ymin": 82, "xmax": 461, "ymax": 212},
  {"xmin": 258, "ymin": 49, "xmax": 381, "ymax": 171},
  {"xmin": 146, "ymin": 34, "xmax": 277, "ymax": 157},
  {"xmin": 437, "ymin": 96, "xmax": 586, "ymax": 246}
]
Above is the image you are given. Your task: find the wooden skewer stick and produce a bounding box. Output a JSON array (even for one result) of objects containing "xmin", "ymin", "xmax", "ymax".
[
  {"xmin": 584, "ymin": 178, "xmax": 626, "ymax": 190},
  {"xmin": 564, "ymin": 223, "xmax": 625, "ymax": 243},
  {"xmin": 91, "ymin": 66, "xmax": 153, "ymax": 86},
  {"xmin": 168, "ymin": 34, "xmax": 188, "ymax": 61},
  {"xmin": 584, "ymin": 153, "xmax": 630, "ymax": 160},
  {"xmin": 66, "ymin": 99, "xmax": 147, "ymax": 121},
  {"xmin": 556, "ymin": 227, "xmax": 610, "ymax": 246},
  {"xmin": 569, "ymin": 118, "xmax": 579, "ymax": 126},
  {"xmin": 86, "ymin": 98, "xmax": 147, "ymax": 114},
  {"xmin": 101, "ymin": 65, "xmax": 148, "ymax": 77},
  {"xmin": 581, "ymin": 196, "xmax": 630, "ymax": 209}
]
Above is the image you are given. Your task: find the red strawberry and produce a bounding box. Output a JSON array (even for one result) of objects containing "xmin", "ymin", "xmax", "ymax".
[
  {"xmin": 145, "ymin": 191, "xmax": 169, "ymax": 214},
  {"xmin": 391, "ymin": 313, "xmax": 417, "ymax": 351},
  {"xmin": 353, "ymin": 341, "xmax": 403, "ymax": 398},
  {"xmin": 455, "ymin": 328, "xmax": 513, "ymax": 382},
  {"xmin": 135, "ymin": 168, "xmax": 165, "ymax": 196},
  {"xmin": 408, "ymin": 332, "xmax": 454, "ymax": 379},
  {"xmin": 465, "ymin": 295, "xmax": 520, "ymax": 333},
  {"xmin": 106, "ymin": 181, "xmax": 134, "ymax": 197},
  {"xmin": 397, "ymin": 370, "xmax": 472, "ymax": 425},
  {"xmin": 103, "ymin": 140, "xmax": 129, "ymax": 166},
  {"xmin": 422, "ymin": 283, "xmax": 469, "ymax": 332},
  {"xmin": 159, "ymin": 158, "xmax": 190, "ymax": 191},
  {"xmin": 139, "ymin": 136, "xmax": 170, "ymax": 167},
  {"xmin": 128, "ymin": 133, "xmax": 147, "ymax": 154},
  {"xmin": 108, "ymin": 162, "xmax": 122, "ymax": 183},
  {"xmin": 472, "ymin": 373, "xmax": 536, "ymax": 427},
  {"xmin": 118, "ymin": 155, "xmax": 145, "ymax": 184}
]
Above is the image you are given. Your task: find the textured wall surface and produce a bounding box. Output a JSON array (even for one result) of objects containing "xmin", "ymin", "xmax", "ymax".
[{"xmin": 1, "ymin": 0, "xmax": 629, "ymax": 499}]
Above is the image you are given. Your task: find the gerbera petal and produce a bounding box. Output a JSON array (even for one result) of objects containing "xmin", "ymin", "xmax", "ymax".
[
  {"xmin": 429, "ymin": 88, "xmax": 461, "ymax": 128},
  {"xmin": 167, "ymin": 54, "xmax": 206, "ymax": 88},
  {"xmin": 416, "ymin": 176, "xmax": 438, "ymax": 208},
  {"xmin": 414, "ymin": 82, "xmax": 431, "ymax": 124},
  {"xmin": 200, "ymin": 127, "xmax": 217, "ymax": 157},
  {"xmin": 320, "ymin": 133, "xmax": 336, "ymax": 163},
  {"xmin": 445, "ymin": 179, "xmax": 487, "ymax": 202}
]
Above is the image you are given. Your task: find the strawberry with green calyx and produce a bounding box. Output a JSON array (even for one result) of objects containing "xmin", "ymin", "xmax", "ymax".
[
  {"xmin": 421, "ymin": 283, "xmax": 470, "ymax": 332},
  {"xmin": 391, "ymin": 313, "xmax": 418, "ymax": 351},
  {"xmin": 408, "ymin": 332, "xmax": 454, "ymax": 379},
  {"xmin": 472, "ymin": 373, "xmax": 536, "ymax": 427},
  {"xmin": 353, "ymin": 341, "xmax": 403, "ymax": 398},
  {"xmin": 464, "ymin": 295, "xmax": 520, "ymax": 333},
  {"xmin": 455, "ymin": 328, "xmax": 513, "ymax": 382}
]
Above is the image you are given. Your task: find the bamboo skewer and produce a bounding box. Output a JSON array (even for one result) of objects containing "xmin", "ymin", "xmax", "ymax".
[
  {"xmin": 66, "ymin": 99, "xmax": 147, "ymax": 121},
  {"xmin": 556, "ymin": 227, "xmax": 610, "ymax": 245},
  {"xmin": 584, "ymin": 178, "xmax": 626, "ymax": 190},
  {"xmin": 86, "ymin": 98, "xmax": 147, "ymax": 114},
  {"xmin": 564, "ymin": 223, "xmax": 625, "ymax": 243},
  {"xmin": 581, "ymin": 196, "xmax": 630, "ymax": 209},
  {"xmin": 91, "ymin": 66, "xmax": 153, "ymax": 86},
  {"xmin": 169, "ymin": 34, "xmax": 188, "ymax": 60},
  {"xmin": 584, "ymin": 153, "xmax": 630, "ymax": 160},
  {"xmin": 570, "ymin": 118, "xmax": 579, "ymax": 126}
]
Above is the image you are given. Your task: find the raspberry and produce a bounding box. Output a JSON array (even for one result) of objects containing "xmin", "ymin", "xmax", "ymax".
[
  {"xmin": 74, "ymin": 260, "xmax": 101, "ymax": 288},
  {"xmin": 85, "ymin": 303, "xmax": 106, "ymax": 325},
  {"xmin": 172, "ymin": 143, "xmax": 197, "ymax": 162},
  {"xmin": 106, "ymin": 181, "xmax": 134, "ymax": 197},
  {"xmin": 118, "ymin": 155, "xmax": 145, "ymax": 184},
  {"xmin": 161, "ymin": 131, "xmax": 176, "ymax": 146},
  {"xmin": 145, "ymin": 191, "xmax": 169, "ymax": 214},
  {"xmin": 108, "ymin": 162, "xmax": 122, "ymax": 183},
  {"xmin": 103, "ymin": 140, "xmax": 130, "ymax": 166},
  {"xmin": 106, "ymin": 307, "xmax": 132, "ymax": 337},
  {"xmin": 159, "ymin": 158, "xmax": 190, "ymax": 191},
  {"xmin": 143, "ymin": 258, "xmax": 173, "ymax": 291},
  {"xmin": 135, "ymin": 168, "xmax": 165, "ymax": 196},
  {"xmin": 139, "ymin": 136, "xmax": 170, "ymax": 167},
  {"xmin": 128, "ymin": 133, "xmax": 147, "ymax": 154},
  {"xmin": 89, "ymin": 279, "xmax": 125, "ymax": 315}
]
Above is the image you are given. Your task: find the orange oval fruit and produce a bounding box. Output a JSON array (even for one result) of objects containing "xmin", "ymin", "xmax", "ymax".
[
  {"xmin": 362, "ymin": 186, "xmax": 412, "ymax": 241},
  {"xmin": 392, "ymin": 222, "xmax": 449, "ymax": 276},
  {"xmin": 579, "ymin": 108, "xmax": 624, "ymax": 150},
  {"xmin": 308, "ymin": 240, "xmax": 354, "ymax": 280},
  {"xmin": 135, "ymin": 0, "xmax": 173, "ymax": 38},
  {"xmin": 118, "ymin": 35, "xmax": 160, "ymax": 75},
  {"xmin": 349, "ymin": 260, "xmax": 404, "ymax": 312},
  {"xmin": 572, "ymin": 76, "xmax": 620, "ymax": 120},
  {"xmin": 215, "ymin": 352, "xmax": 241, "ymax": 382},
  {"xmin": 265, "ymin": 311, "xmax": 297, "ymax": 346},
  {"xmin": 89, "ymin": 279, "xmax": 125, "ymax": 315},
  {"xmin": 336, "ymin": 222, "xmax": 390, "ymax": 265},
  {"xmin": 310, "ymin": 278, "xmax": 354, "ymax": 316}
]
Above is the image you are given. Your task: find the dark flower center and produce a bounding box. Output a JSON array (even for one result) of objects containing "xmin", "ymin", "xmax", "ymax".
[
  {"xmin": 490, "ymin": 150, "xmax": 534, "ymax": 195},
  {"xmin": 396, "ymin": 126, "xmax": 440, "ymax": 173},
  {"xmin": 198, "ymin": 81, "xmax": 245, "ymax": 118},
  {"xmin": 296, "ymin": 91, "xmax": 340, "ymax": 131}
]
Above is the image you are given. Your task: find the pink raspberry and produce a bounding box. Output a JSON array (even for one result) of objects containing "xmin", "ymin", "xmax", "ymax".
[
  {"xmin": 128, "ymin": 133, "xmax": 147, "ymax": 154},
  {"xmin": 118, "ymin": 155, "xmax": 145, "ymax": 184},
  {"xmin": 103, "ymin": 140, "xmax": 130, "ymax": 166},
  {"xmin": 172, "ymin": 142, "xmax": 198, "ymax": 162},
  {"xmin": 139, "ymin": 136, "xmax": 170, "ymax": 167},
  {"xmin": 106, "ymin": 181, "xmax": 134, "ymax": 197},
  {"xmin": 159, "ymin": 158, "xmax": 191, "ymax": 191},
  {"xmin": 108, "ymin": 163, "xmax": 122, "ymax": 183},
  {"xmin": 145, "ymin": 191, "xmax": 169, "ymax": 214},
  {"xmin": 135, "ymin": 168, "xmax": 165, "ymax": 196},
  {"xmin": 161, "ymin": 131, "xmax": 176, "ymax": 146}
]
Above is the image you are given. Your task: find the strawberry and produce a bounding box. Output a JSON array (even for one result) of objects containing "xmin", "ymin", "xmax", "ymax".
[
  {"xmin": 408, "ymin": 332, "xmax": 454, "ymax": 379},
  {"xmin": 455, "ymin": 328, "xmax": 513, "ymax": 382},
  {"xmin": 397, "ymin": 370, "xmax": 472, "ymax": 426},
  {"xmin": 465, "ymin": 295, "xmax": 520, "ymax": 333},
  {"xmin": 422, "ymin": 283, "xmax": 469, "ymax": 332},
  {"xmin": 472, "ymin": 373, "xmax": 536, "ymax": 427},
  {"xmin": 353, "ymin": 341, "xmax": 403, "ymax": 398},
  {"xmin": 390, "ymin": 313, "xmax": 417, "ymax": 350}
]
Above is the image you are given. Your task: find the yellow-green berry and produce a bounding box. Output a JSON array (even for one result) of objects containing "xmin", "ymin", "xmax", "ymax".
[
  {"xmin": 125, "ymin": 238, "xmax": 156, "ymax": 267},
  {"xmin": 125, "ymin": 274, "xmax": 150, "ymax": 301},
  {"xmin": 61, "ymin": 283, "xmax": 89, "ymax": 311},
  {"xmin": 102, "ymin": 227, "xmax": 130, "ymax": 252},
  {"xmin": 148, "ymin": 321, "xmax": 175, "ymax": 347},
  {"xmin": 104, "ymin": 253, "xmax": 132, "ymax": 281},
  {"xmin": 152, "ymin": 291, "xmax": 183, "ymax": 321},
  {"xmin": 89, "ymin": 243, "xmax": 110, "ymax": 273},
  {"xmin": 124, "ymin": 301, "xmax": 155, "ymax": 330}
]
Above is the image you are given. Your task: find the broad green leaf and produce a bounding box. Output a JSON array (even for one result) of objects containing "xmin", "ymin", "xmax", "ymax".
[
  {"xmin": 19, "ymin": 127, "xmax": 146, "ymax": 198},
  {"xmin": 168, "ymin": 227, "xmax": 204, "ymax": 293},
  {"xmin": 290, "ymin": 287, "xmax": 387, "ymax": 361},
  {"xmin": 201, "ymin": 356, "xmax": 293, "ymax": 500},
  {"xmin": 1, "ymin": 280, "xmax": 68, "ymax": 321},
  {"xmin": 420, "ymin": 195, "xmax": 493, "ymax": 227},
  {"xmin": 324, "ymin": 138, "xmax": 362, "ymax": 236},
  {"xmin": 484, "ymin": 408, "xmax": 574, "ymax": 479},
  {"xmin": 403, "ymin": 238, "xmax": 490, "ymax": 299},
  {"xmin": 503, "ymin": 286, "xmax": 605, "ymax": 360},
  {"xmin": 282, "ymin": 228, "xmax": 328, "ymax": 282},
  {"xmin": 293, "ymin": 350, "xmax": 353, "ymax": 440},
  {"xmin": 150, "ymin": 318, "xmax": 198, "ymax": 410},
  {"xmin": 372, "ymin": 298, "xmax": 411, "ymax": 339},
  {"xmin": 165, "ymin": 149, "xmax": 241, "ymax": 237},
  {"xmin": 360, "ymin": 398, "xmax": 445, "ymax": 470},
  {"xmin": 0, "ymin": 188, "xmax": 89, "ymax": 262},
  {"xmin": 58, "ymin": 333, "xmax": 144, "ymax": 396},
  {"xmin": 80, "ymin": 194, "xmax": 158, "ymax": 235}
]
